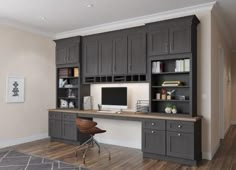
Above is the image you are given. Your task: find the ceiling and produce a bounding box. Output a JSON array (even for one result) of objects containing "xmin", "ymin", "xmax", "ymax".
[{"xmin": 0, "ymin": 0, "xmax": 235, "ymax": 49}]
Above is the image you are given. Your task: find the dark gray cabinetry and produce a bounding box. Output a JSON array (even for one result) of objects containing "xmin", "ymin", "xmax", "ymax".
[
  {"xmin": 147, "ymin": 15, "xmax": 199, "ymax": 57},
  {"xmin": 127, "ymin": 28, "xmax": 146, "ymax": 74},
  {"xmin": 82, "ymin": 37, "xmax": 99, "ymax": 77},
  {"xmin": 61, "ymin": 113, "xmax": 77, "ymax": 140},
  {"xmin": 142, "ymin": 120, "xmax": 166, "ymax": 155},
  {"xmin": 99, "ymin": 37, "xmax": 113, "ymax": 76},
  {"xmin": 55, "ymin": 37, "xmax": 80, "ymax": 65},
  {"xmin": 147, "ymin": 24, "xmax": 169, "ymax": 56},
  {"xmin": 113, "ymin": 34, "xmax": 128, "ymax": 75},
  {"xmin": 142, "ymin": 119, "xmax": 201, "ymax": 166},
  {"xmin": 49, "ymin": 112, "xmax": 77, "ymax": 141}
]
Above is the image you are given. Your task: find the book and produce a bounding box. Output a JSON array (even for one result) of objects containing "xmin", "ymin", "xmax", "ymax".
[
  {"xmin": 73, "ymin": 68, "xmax": 79, "ymax": 77},
  {"xmin": 152, "ymin": 62, "xmax": 157, "ymax": 73},
  {"xmin": 184, "ymin": 59, "xmax": 190, "ymax": 72}
]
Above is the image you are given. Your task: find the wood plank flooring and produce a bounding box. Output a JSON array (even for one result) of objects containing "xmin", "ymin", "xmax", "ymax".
[{"xmin": 3, "ymin": 125, "xmax": 236, "ymax": 170}]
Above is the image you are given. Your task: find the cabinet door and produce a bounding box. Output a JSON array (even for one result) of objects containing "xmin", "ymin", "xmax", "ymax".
[
  {"xmin": 49, "ymin": 119, "xmax": 62, "ymax": 138},
  {"xmin": 142, "ymin": 129, "xmax": 165, "ymax": 155},
  {"xmin": 62, "ymin": 121, "xmax": 77, "ymax": 141},
  {"xmin": 113, "ymin": 36, "xmax": 128, "ymax": 75},
  {"xmin": 169, "ymin": 26, "xmax": 191, "ymax": 54},
  {"xmin": 99, "ymin": 38, "xmax": 113, "ymax": 76},
  {"xmin": 128, "ymin": 31, "xmax": 146, "ymax": 74},
  {"xmin": 67, "ymin": 43, "xmax": 79, "ymax": 64},
  {"xmin": 148, "ymin": 29, "xmax": 169, "ymax": 56},
  {"xmin": 56, "ymin": 47, "xmax": 67, "ymax": 65},
  {"xmin": 83, "ymin": 39, "xmax": 99, "ymax": 77},
  {"xmin": 167, "ymin": 131, "xmax": 194, "ymax": 159}
]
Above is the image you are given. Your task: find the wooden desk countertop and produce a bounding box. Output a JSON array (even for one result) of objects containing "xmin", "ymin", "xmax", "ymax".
[{"xmin": 48, "ymin": 109, "xmax": 201, "ymax": 122}]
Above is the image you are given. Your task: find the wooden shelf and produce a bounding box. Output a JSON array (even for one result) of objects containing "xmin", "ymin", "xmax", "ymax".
[
  {"xmin": 152, "ymin": 86, "xmax": 190, "ymax": 88},
  {"xmin": 58, "ymin": 86, "xmax": 78, "ymax": 89},
  {"xmin": 58, "ymin": 97, "xmax": 78, "ymax": 99},
  {"xmin": 59, "ymin": 76, "xmax": 79, "ymax": 79},
  {"xmin": 152, "ymin": 71, "xmax": 189, "ymax": 75},
  {"xmin": 152, "ymin": 99, "xmax": 190, "ymax": 102}
]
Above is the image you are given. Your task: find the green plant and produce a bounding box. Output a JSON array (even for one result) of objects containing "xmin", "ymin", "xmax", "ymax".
[{"xmin": 165, "ymin": 103, "xmax": 172, "ymax": 108}]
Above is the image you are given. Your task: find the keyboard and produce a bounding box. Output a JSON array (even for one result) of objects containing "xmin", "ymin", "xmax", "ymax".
[{"xmin": 96, "ymin": 110, "xmax": 118, "ymax": 114}]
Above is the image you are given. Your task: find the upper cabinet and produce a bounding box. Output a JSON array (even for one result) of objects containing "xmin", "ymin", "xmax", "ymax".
[
  {"xmin": 127, "ymin": 27, "xmax": 147, "ymax": 75},
  {"xmin": 113, "ymin": 33, "xmax": 128, "ymax": 75},
  {"xmin": 99, "ymin": 36, "xmax": 113, "ymax": 76},
  {"xmin": 82, "ymin": 36, "xmax": 99, "ymax": 77},
  {"xmin": 55, "ymin": 37, "xmax": 80, "ymax": 65},
  {"xmin": 147, "ymin": 15, "xmax": 199, "ymax": 57}
]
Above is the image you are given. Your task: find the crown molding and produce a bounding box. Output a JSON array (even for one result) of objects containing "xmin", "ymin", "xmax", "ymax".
[
  {"xmin": 55, "ymin": 1, "xmax": 216, "ymax": 40},
  {"xmin": 0, "ymin": 19, "xmax": 54, "ymax": 39}
]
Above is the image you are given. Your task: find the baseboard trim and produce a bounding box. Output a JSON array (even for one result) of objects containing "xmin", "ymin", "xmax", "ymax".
[
  {"xmin": 0, "ymin": 133, "xmax": 48, "ymax": 149},
  {"xmin": 94, "ymin": 136, "xmax": 141, "ymax": 149}
]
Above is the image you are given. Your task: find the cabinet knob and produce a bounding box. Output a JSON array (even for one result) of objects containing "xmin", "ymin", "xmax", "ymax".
[
  {"xmin": 178, "ymin": 133, "xmax": 181, "ymax": 136},
  {"xmin": 151, "ymin": 131, "xmax": 155, "ymax": 134},
  {"xmin": 151, "ymin": 123, "xmax": 155, "ymax": 126},
  {"xmin": 178, "ymin": 125, "xmax": 182, "ymax": 128}
]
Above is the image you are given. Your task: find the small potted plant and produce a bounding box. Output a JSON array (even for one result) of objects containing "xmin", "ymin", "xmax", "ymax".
[
  {"xmin": 172, "ymin": 105, "xmax": 177, "ymax": 114},
  {"xmin": 165, "ymin": 103, "xmax": 172, "ymax": 114}
]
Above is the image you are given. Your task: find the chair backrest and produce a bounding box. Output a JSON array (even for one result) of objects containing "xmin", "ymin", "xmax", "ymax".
[{"xmin": 76, "ymin": 118, "xmax": 97, "ymax": 131}]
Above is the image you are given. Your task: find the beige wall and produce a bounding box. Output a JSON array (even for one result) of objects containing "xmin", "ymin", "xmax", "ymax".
[
  {"xmin": 210, "ymin": 11, "xmax": 232, "ymax": 158},
  {"xmin": 231, "ymin": 54, "xmax": 236, "ymax": 122},
  {"xmin": 0, "ymin": 25, "xmax": 56, "ymax": 148}
]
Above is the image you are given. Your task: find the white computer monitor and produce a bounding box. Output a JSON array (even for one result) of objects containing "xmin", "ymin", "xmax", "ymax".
[{"xmin": 101, "ymin": 87, "xmax": 128, "ymax": 110}]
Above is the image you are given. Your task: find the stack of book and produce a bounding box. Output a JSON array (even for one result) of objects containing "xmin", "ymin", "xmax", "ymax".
[
  {"xmin": 152, "ymin": 61, "xmax": 163, "ymax": 73},
  {"xmin": 175, "ymin": 59, "xmax": 190, "ymax": 72},
  {"xmin": 59, "ymin": 68, "xmax": 73, "ymax": 77},
  {"xmin": 162, "ymin": 81, "xmax": 182, "ymax": 87}
]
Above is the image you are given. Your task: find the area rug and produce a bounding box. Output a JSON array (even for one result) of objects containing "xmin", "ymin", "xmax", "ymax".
[{"xmin": 0, "ymin": 150, "xmax": 88, "ymax": 170}]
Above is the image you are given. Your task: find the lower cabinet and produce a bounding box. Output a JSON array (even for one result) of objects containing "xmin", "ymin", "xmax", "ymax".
[
  {"xmin": 142, "ymin": 119, "xmax": 201, "ymax": 166},
  {"xmin": 142, "ymin": 129, "xmax": 165, "ymax": 155},
  {"xmin": 49, "ymin": 112, "xmax": 78, "ymax": 142}
]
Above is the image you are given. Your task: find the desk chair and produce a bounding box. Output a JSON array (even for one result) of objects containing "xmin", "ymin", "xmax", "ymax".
[{"xmin": 75, "ymin": 118, "xmax": 111, "ymax": 164}]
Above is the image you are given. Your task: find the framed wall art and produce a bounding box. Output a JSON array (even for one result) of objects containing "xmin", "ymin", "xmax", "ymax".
[{"xmin": 6, "ymin": 76, "xmax": 25, "ymax": 103}]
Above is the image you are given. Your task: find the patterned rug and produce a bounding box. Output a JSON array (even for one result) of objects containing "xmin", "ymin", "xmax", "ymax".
[{"xmin": 0, "ymin": 150, "xmax": 88, "ymax": 170}]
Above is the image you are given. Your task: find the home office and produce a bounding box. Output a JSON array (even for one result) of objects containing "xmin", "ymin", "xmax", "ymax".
[{"xmin": 1, "ymin": 0, "xmax": 235, "ymax": 169}]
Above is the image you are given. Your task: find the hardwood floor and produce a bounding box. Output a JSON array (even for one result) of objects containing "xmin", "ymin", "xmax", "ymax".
[{"xmin": 3, "ymin": 126, "xmax": 236, "ymax": 170}]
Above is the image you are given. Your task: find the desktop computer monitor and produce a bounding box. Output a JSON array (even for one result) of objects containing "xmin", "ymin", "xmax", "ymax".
[{"xmin": 101, "ymin": 87, "xmax": 127, "ymax": 110}]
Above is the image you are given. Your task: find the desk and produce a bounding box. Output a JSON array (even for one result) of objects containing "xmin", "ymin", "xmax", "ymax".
[{"xmin": 48, "ymin": 109, "xmax": 202, "ymax": 165}]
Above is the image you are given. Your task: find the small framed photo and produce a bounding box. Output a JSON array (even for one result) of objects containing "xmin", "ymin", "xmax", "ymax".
[{"xmin": 6, "ymin": 76, "xmax": 25, "ymax": 103}]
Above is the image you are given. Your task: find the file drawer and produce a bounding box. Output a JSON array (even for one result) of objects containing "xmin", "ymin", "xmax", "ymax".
[{"xmin": 167, "ymin": 120, "xmax": 194, "ymax": 133}]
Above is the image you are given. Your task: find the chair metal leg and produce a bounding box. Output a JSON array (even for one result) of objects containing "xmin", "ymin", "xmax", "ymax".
[
  {"xmin": 82, "ymin": 139, "xmax": 93, "ymax": 164},
  {"xmin": 93, "ymin": 138, "xmax": 111, "ymax": 160},
  {"xmin": 75, "ymin": 137, "xmax": 93, "ymax": 157},
  {"xmin": 93, "ymin": 138, "xmax": 101, "ymax": 154}
]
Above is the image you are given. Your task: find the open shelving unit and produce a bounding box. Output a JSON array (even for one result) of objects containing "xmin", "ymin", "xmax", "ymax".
[{"xmin": 150, "ymin": 55, "xmax": 197, "ymax": 117}]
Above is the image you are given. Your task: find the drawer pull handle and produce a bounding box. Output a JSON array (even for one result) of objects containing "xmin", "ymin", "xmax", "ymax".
[
  {"xmin": 152, "ymin": 123, "xmax": 155, "ymax": 126},
  {"xmin": 178, "ymin": 133, "xmax": 181, "ymax": 136},
  {"xmin": 151, "ymin": 131, "xmax": 155, "ymax": 134},
  {"xmin": 178, "ymin": 125, "xmax": 182, "ymax": 128}
]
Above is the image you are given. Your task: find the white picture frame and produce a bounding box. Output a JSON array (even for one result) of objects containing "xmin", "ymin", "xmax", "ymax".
[{"xmin": 6, "ymin": 76, "xmax": 25, "ymax": 103}]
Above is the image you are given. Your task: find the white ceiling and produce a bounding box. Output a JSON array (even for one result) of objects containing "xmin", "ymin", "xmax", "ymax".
[{"xmin": 0, "ymin": 0, "xmax": 235, "ymax": 49}]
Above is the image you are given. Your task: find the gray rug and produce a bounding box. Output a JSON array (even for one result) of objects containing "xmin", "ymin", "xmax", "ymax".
[{"xmin": 0, "ymin": 150, "xmax": 88, "ymax": 170}]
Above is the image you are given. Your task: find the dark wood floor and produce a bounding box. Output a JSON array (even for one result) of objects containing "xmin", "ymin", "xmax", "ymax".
[{"xmin": 3, "ymin": 126, "xmax": 236, "ymax": 170}]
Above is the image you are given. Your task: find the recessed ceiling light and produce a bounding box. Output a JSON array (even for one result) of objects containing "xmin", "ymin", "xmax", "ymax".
[
  {"xmin": 39, "ymin": 16, "xmax": 46, "ymax": 21},
  {"xmin": 87, "ymin": 4, "xmax": 94, "ymax": 8}
]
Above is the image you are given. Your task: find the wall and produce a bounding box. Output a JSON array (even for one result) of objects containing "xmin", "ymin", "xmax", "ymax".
[
  {"xmin": 210, "ymin": 10, "xmax": 232, "ymax": 159},
  {"xmin": 231, "ymin": 54, "xmax": 236, "ymax": 122},
  {"xmin": 0, "ymin": 25, "xmax": 55, "ymax": 148},
  {"xmin": 91, "ymin": 83, "xmax": 148, "ymax": 148}
]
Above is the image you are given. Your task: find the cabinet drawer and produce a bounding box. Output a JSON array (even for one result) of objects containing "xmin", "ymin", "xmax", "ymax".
[
  {"xmin": 62, "ymin": 113, "xmax": 76, "ymax": 121},
  {"xmin": 142, "ymin": 120, "xmax": 165, "ymax": 130},
  {"xmin": 49, "ymin": 112, "xmax": 62, "ymax": 120},
  {"xmin": 167, "ymin": 131, "xmax": 194, "ymax": 160},
  {"xmin": 167, "ymin": 120, "xmax": 194, "ymax": 133}
]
